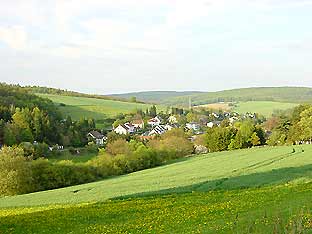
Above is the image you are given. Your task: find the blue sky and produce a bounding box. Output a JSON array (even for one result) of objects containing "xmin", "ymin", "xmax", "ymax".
[{"xmin": 0, "ymin": 0, "xmax": 312, "ymax": 94}]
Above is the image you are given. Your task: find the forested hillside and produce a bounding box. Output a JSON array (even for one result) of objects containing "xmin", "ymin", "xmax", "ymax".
[{"xmin": 0, "ymin": 83, "xmax": 95, "ymax": 147}]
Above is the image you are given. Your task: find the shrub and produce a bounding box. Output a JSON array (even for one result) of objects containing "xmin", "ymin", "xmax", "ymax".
[
  {"xmin": 33, "ymin": 142, "xmax": 50, "ymax": 159},
  {"xmin": 0, "ymin": 147, "xmax": 33, "ymax": 196},
  {"xmin": 88, "ymin": 153, "xmax": 121, "ymax": 177},
  {"xmin": 85, "ymin": 142, "xmax": 99, "ymax": 154},
  {"xmin": 106, "ymin": 139, "xmax": 131, "ymax": 156},
  {"xmin": 31, "ymin": 159, "xmax": 98, "ymax": 192}
]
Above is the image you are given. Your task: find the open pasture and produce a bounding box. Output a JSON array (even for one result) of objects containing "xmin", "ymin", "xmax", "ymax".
[
  {"xmin": 233, "ymin": 101, "xmax": 298, "ymax": 116},
  {"xmin": 37, "ymin": 94, "xmax": 165, "ymax": 120},
  {"xmin": 1, "ymin": 145, "xmax": 312, "ymax": 208},
  {"xmin": 1, "ymin": 145, "xmax": 312, "ymax": 233}
]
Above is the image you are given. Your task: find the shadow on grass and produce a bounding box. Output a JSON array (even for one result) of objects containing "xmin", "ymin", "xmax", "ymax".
[{"xmin": 112, "ymin": 164, "xmax": 312, "ymax": 200}]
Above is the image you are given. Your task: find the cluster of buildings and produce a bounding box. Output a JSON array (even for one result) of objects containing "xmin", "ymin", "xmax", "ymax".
[
  {"xmin": 114, "ymin": 116, "xmax": 177, "ymax": 138},
  {"xmin": 87, "ymin": 111, "xmax": 256, "ymax": 146}
]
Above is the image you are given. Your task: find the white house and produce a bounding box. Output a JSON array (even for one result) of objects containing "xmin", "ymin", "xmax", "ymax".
[
  {"xmin": 207, "ymin": 121, "xmax": 221, "ymax": 128},
  {"xmin": 131, "ymin": 119, "xmax": 144, "ymax": 129},
  {"xmin": 211, "ymin": 112, "xmax": 220, "ymax": 119},
  {"xmin": 229, "ymin": 117, "xmax": 239, "ymax": 124},
  {"xmin": 149, "ymin": 125, "xmax": 167, "ymax": 136},
  {"xmin": 168, "ymin": 115, "xmax": 178, "ymax": 124},
  {"xmin": 148, "ymin": 116, "xmax": 162, "ymax": 127},
  {"xmin": 186, "ymin": 122, "xmax": 201, "ymax": 131},
  {"xmin": 114, "ymin": 123, "xmax": 135, "ymax": 135},
  {"xmin": 87, "ymin": 131, "xmax": 107, "ymax": 145}
]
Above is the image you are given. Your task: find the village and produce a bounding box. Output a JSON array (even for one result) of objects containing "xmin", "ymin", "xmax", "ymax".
[{"xmin": 87, "ymin": 107, "xmax": 258, "ymax": 147}]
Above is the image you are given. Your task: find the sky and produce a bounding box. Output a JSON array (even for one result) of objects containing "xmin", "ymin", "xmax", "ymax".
[{"xmin": 0, "ymin": 0, "xmax": 312, "ymax": 94}]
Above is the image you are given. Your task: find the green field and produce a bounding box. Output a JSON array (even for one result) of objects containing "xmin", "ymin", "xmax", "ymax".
[
  {"xmin": 38, "ymin": 94, "xmax": 165, "ymax": 120},
  {"xmin": 233, "ymin": 101, "xmax": 298, "ymax": 116},
  {"xmin": 1, "ymin": 145, "xmax": 312, "ymax": 233}
]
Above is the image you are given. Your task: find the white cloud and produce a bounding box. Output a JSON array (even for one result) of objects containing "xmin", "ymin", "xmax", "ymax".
[{"xmin": 0, "ymin": 26, "xmax": 28, "ymax": 50}]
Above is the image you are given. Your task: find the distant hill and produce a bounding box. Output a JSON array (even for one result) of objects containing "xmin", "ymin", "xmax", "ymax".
[
  {"xmin": 113, "ymin": 87, "xmax": 312, "ymax": 106},
  {"xmin": 111, "ymin": 91, "xmax": 204, "ymax": 103}
]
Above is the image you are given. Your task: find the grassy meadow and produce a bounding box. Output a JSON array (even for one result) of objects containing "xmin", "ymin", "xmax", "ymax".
[
  {"xmin": 234, "ymin": 101, "xmax": 298, "ymax": 116},
  {"xmin": 37, "ymin": 93, "xmax": 165, "ymax": 120},
  {"xmin": 196, "ymin": 101, "xmax": 298, "ymax": 116},
  {"xmin": 1, "ymin": 145, "xmax": 312, "ymax": 233},
  {"xmin": 1, "ymin": 183, "xmax": 311, "ymax": 234}
]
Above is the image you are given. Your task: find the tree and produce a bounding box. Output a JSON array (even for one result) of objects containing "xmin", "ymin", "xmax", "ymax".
[
  {"xmin": 298, "ymin": 107, "xmax": 312, "ymax": 141},
  {"xmin": 205, "ymin": 127, "xmax": 235, "ymax": 152},
  {"xmin": 130, "ymin": 96, "xmax": 137, "ymax": 103},
  {"xmin": 149, "ymin": 105, "xmax": 157, "ymax": 117},
  {"xmin": 186, "ymin": 112, "xmax": 197, "ymax": 122},
  {"xmin": 250, "ymin": 132, "xmax": 260, "ymax": 146},
  {"xmin": 106, "ymin": 139, "xmax": 131, "ymax": 156},
  {"xmin": 31, "ymin": 107, "xmax": 43, "ymax": 141},
  {"xmin": 3, "ymin": 123, "xmax": 17, "ymax": 146},
  {"xmin": 0, "ymin": 147, "xmax": 33, "ymax": 196}
]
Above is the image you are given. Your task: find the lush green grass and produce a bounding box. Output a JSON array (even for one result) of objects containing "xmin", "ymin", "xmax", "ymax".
[
  {"xmin": 1, "ymin": 145, "xmax": 312, "ymax": 208},
  {"xmin": 37, "ymin": 94, "xmax": 166, "ymax": 120},
  {"xmin": 0, "ymin": 181, "xmax": 311, "ymax": 233},
  {"xmin": 1, "ymin": 145, "xmax": 312, "ymax": 233},
  {"xmin": 233, "ymin": 101, "xmax": 298, "ymax": 116}
]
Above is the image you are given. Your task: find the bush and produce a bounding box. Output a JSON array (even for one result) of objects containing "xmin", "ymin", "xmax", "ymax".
[
  {"xmin": 85, "ymin": 142, "xmax": 99, "ymax": 154},
  {"xmin": 19, "ymin": 142, "xmax": 34, "ymax": 157},
  {"xmin": 88, "ymin": 153, "xmax": 121, "ymax": 177},
  {"xmin": 33, "ymin": 142, "xmax": 50, "ymax": 159},
  {"xmin": 31, "ymin": 159, "xmax": 98, "ymax": 191},
  {"xmin": 106, "ymin": 139, "xmax": 131, "ymax": 156},
  {"xmin": 0, "ymin": 147, "xmax": 33, "ymax": 196}
]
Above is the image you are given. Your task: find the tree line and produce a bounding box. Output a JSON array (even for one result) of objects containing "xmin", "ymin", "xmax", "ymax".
[{"xmin": 0, "ymin": 83, "xmax": 96, "ymax": 149}]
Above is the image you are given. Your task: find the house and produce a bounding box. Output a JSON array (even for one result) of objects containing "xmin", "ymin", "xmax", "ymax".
[
  {"xmin": 211, "ymin": 112, "xmax": 220, "ymax": 119},
  {"xmin": 87, "ymin": 131, "xmax": 106, "ymax": 145},
  {"xmin": 131, "ymin": 119, "xmax": 144, "ymax": 129},
  {"xmin": 229, "ymin": 117, "xmax": 239, "ymax": 124},
  {"xmin": 207, "ymin": 121, "xmax": 221, "ymax": 128},
  {"xmin": 186, "ymin": 122, "xmax": 201, "ymax": 131},
  {"xmin": 148, "ymin": 116, "xmax": 162, "ymax": 127},
  {"xmin": 114, "ymin": 123, "xmax": 135, "ymax": 135},
  {"xmin": 168, "ymin": 115, "xmax": 178, "ymax": 124},
  {"xmin": 149, "ymin": 125, "xmax": 167, "ymax": 136}
]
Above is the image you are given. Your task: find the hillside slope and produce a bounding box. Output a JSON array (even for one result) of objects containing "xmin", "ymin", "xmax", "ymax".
[
  {"xmin": 37, "ymin": 94, "xmax": 165, "ymax": 120},
  {"xmin": 113, "ymin": 87, "xmax": 312, "ymax": 106},
  {"xmin": 1, "ymin": 145, "xmax": 311, "ymax": 208}
]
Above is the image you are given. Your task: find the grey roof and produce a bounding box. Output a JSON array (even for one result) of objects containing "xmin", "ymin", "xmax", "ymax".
[{"xmin": 88, "ymin": 130, "xmax": 104, "ymax": 139}]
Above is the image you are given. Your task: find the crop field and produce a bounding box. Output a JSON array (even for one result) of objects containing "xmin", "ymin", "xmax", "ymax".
[
  {"xmin": 37, "ymin": 94, "xmax": 165, "ymax": 120},
  {"xmin": 1, "ymin": 145, "xmax": 312, "ymax": 233},
  {"xmin": 233, "ymin": 101, "xmax": 298, "ymax": 116}
]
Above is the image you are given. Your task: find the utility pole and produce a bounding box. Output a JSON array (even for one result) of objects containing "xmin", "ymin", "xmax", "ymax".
[{"xmin": 189, "ymin": 97, "xmax": 192, "ymax": 110}]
